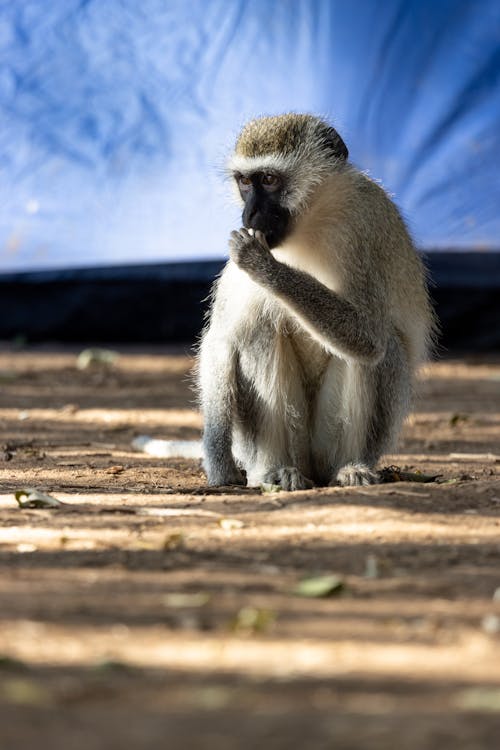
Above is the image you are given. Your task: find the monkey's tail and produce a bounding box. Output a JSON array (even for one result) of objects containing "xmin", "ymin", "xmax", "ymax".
[{"xmin": 132, "ymin": 435, "xmax": 203, "ymax": 459}]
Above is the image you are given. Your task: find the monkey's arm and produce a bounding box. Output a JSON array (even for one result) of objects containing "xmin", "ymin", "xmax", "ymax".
[
  {"xmin": 229, "ymin": 229, "xmax": 387, "ymax": 364},
  {"xmin": 198, "ymin": 329, "xmax": 245, "ymax": 486}
]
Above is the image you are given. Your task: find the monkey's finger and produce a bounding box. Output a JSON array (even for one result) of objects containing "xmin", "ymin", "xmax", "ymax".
[
  {"xmin": 254, "ymin": 230, "xmax": 270, "ymax": 250},
  {"xmin": 229, "ymin": 230, "xmax": 246, "ymax": 247}
]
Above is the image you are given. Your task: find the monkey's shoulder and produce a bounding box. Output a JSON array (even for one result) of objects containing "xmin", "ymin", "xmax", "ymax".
[{"xmin": 349, "ymin": 171, "xmax": 412, "ymax": 239}]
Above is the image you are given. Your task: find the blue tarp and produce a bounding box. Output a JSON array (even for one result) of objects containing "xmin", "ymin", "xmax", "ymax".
[{"xmin": 0, "ymin": 0, "xmax": 499, "ymax": 272}]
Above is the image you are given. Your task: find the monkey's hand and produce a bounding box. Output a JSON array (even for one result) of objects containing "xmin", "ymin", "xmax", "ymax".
[{"xmin": 229, "ymin": 228, "xmax": 276, "ymax": 279}]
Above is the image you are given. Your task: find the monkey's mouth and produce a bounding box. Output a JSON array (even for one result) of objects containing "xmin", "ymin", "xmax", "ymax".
[
  {"xmin": 244, "ymin": 220, "xmax": 290, "ymax": 249},
  {"xmin": 264, "ymin": 229, "xmax": 287, "ymax": 249}
]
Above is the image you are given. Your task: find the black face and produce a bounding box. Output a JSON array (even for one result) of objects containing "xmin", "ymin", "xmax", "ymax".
[{"xmin": 235, "ymin": 171, "xmax": 291, "ymax": 249}]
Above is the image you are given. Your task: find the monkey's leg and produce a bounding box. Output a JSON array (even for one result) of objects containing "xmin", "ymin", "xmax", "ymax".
[
  {"xmin": 335, "ymin": 335, "xmax": 411, "ymax": 487},
  {"xmin": 234, "ymin": 338, "xmax": 313, "ymax": 491},
  {"xmin": 198, "ymin": 339, "xmax": 246, "ymax": 487},
  {"xmin": 240, "ymin": 399, "xmax": 314, "ymax": 491},
  {"xmin": 257, "ymin": 395, "xmax": 313, "ymax": 491},
  {"xmin": 311, "ymin": 337, "xmax": 410, "ymax": 487}
]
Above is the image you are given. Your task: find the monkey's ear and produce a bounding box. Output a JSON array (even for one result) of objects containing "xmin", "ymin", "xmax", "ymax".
[{"xmin": 325, "ymin": 127, "xmax": 349, "ymax": 161}]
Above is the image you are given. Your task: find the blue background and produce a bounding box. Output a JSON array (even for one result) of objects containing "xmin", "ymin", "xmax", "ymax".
[{"xmin": 1, "ymin": 0, "xmax": 499, "ymax": 272}]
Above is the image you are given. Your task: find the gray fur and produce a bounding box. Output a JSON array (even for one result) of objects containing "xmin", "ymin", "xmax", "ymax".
[{"xmin": 198, "ymin": 115, "xmax": 435, "ymax": 490}]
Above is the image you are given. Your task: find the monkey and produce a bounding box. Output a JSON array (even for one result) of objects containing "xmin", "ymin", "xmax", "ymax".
[{"xmin": 197, "ymin": 113, "xmax": 435, "ymax": 490}]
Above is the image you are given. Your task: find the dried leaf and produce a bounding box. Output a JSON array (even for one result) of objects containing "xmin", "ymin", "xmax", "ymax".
[
  {"xmin": 16, "ymin": 543, "xmax": 37, "ymax": 553},
  {"xmin": 193, "ymin": 686, "xmax": 231, "ymax": 709},
  {"xmin": 364, "ymin": 555, "xmax": 379, "ymax": 579},
  {"xmin": 15, "ymin": 488, "xmax": 63, "ymax": 509},
  {"xmin": 1, "ymin": 678, "xmax": 51, "ymax": 706},
  {"xmin": 449, "ymin": 413, "xmax": 469, "ymax": 427},
  {"xmin": 76, "ymin": 347, "xmax": 119, "ymax": 370},
  {"xmin": 456, "ymin": 687, "xmax": 500, "ymax": 712},
  {"xmin": 260, "ymin": 483, "xmax": 282, "ymax": 494},
  {"xmin": 230, "ymin": 607, "xmax": 276, "ymax": 634},
  {"xmin": 379, "ymin": 465, "xmax": 441, "ymax": 483},
  {"xmin": 106, "ymin": 465, "xmax": 125, "ymax": 475},
  {"xmin": 219, "ymin": 518, "xmax": 244, "ymax": 530},
  {"xmin": 60, "ymin": 403, "xmax": 79, "ymax": 414},
  {"xmin": 293, "ymin": 574, "xmax": 344, "ymax": 598},
  {"xmin": 162, "ymin": 532, "xmax": 185, "ymax": 550},
  {"xmin": 163, "ymin": 593, "xmax": 211, "ymax": 608}
]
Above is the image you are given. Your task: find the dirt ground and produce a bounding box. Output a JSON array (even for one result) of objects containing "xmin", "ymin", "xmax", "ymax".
[{"xmin": 0, "ymin": 345, "xmax": 499, "ymax": 749}]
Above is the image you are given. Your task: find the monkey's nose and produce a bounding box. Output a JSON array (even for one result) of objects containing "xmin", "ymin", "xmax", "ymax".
[{"xmin": 243, "ymin": 207, "xmax": 259, "ymax": 227}]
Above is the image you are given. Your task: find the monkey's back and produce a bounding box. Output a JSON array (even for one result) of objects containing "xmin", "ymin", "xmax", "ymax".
[
  {"xmin": 292, "ymin": 168, "xmax": 434, "ymax": 368},
  {"xmin": 354, "ymin": 172, "xmax": 435, "ymax": 366}
]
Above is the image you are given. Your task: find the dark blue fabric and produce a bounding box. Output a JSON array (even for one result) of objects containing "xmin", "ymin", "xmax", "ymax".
[{"xmin": 0, "ymin": 0, "xmax": 499, "ymax": 272}]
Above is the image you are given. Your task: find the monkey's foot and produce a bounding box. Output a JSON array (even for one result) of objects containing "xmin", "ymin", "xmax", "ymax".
[
  {"xmin": 263, "ymin": 467, "xmax": 314, "ymax": 491},
  {"xmin": 206, "ymin": 463, "xmax": 246, "ymax": 487},
  {"xmin": 333, "ymin": 463, "xmax": 379, "ymax": 487}
]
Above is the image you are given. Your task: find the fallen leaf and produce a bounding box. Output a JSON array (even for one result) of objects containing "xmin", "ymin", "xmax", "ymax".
[
  {"xmin": 378, "ymin": 465, "xmax": 441, "ymax": 483},
  {"xmin": 1, "ymin": 678, "xmax": 52, "ymax": 706},
  {"xmin": 106, "ymin": 465, "xmax": 125, "ymax": 475},
  {"xmin": 15, "ymin": 488, "xmax": 63, "ymax": 509},
  {"xmin": 455, "ymin": 687, "xmax": 500, "ymax": 712},
  {"xmin": 260, "ymin": 483, "xmax": 282, "ymax": 493},
  {"xmin": 16, "ymin": 544, "xmax": 37, "ymax": 553},
  {"xmin": 76, "ymin": 348, "xmax": 119, "ymax": 370},
  {"xmin": 60, "ymin": 403, "xmax": 79, "ymax": 414},
  {"xmin": 163, "ymin": 593, "xmax": 211, "ymax": 608},
  {"xmin": 193, "ymin": 686, "xmax": 232, "ymax": 709},
  {"xmin": 219, "ymin": 518, "xmax": 244, "ymax": 530},
  {"xmin": 230, "ymin": 607, "xmax": 276, "ymax": 634},
  {"xmin": 364, "ymin": 555, "xmax": 379, "ymax": 579},
  {"xmin": 449, "ymin": 413, "xmax": 469, "ymax": 427},
  {"xmin": 293, "ymin": 574, "xmax": 345, "ymax": 598},
  {"xmin": 162, "ymin": 532, "xmax": 185, "ymax": 550}
]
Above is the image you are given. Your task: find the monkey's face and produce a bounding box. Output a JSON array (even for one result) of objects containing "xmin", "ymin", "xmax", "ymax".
[{"xmin": 234, "ymin": 171, "xmax": 292, "ymax": 249}]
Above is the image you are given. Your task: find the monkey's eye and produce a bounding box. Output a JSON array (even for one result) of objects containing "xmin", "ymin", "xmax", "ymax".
[
  {"xmin": 237, "ymin": 175, "xmax": 252, "ymax": 190},
  {"xmin": 261, "ymin": 173, "xmax": 280, "ymax": 190}
]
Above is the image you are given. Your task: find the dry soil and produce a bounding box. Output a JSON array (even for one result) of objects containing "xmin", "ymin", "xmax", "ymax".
[{"xmin": 0, "ymin": 346, "xmax": 499, "ymax": 749}]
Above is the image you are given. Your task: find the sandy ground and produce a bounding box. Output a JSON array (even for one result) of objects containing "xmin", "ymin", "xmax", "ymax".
[{"xmin": 0, "ymin": 346, "xmax": 499, "ymax": 749}]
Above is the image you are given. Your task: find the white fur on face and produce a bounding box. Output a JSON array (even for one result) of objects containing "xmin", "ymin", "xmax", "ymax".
[{"xmin": 228, "ymin": 151, "xmax": 333, "ymax": 214}]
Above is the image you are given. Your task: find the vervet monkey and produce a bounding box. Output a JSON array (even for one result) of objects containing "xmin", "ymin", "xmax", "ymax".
[{"xmin": 198, "ymin": 113, "xmax": 434, "ymax": 490}]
